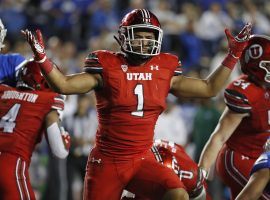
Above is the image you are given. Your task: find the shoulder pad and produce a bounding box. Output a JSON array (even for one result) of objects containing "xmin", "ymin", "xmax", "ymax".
[
  {"xmin": 224, "ymin": 89, "xmax": 251, "ymax": 113},
  {"xmin": 160, "ymin": 53, "xmax": 182, "ymax": 75}
]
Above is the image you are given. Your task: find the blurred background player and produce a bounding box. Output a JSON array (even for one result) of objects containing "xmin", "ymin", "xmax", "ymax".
[
  {"xmin": 199, "ymin": 35, "xmax": 270, "ymax": 199},
  {"xmin": 236, "ymin": 137, "xmax": 270, "ymax": 200},
  {"xmin": 0, "ymin": 18, "xmax": 27, "ymax": 86},
  {"xmin": 23, "ymin": 9, "xmax": 251, "ymax": 200},
  {"xmin": 0, "ymin": 61, "xmax": 70, "ymax": 199},
  {"xmin": 63, "ymin": 93, "xmax": 97, "ymax": 200},
  {"xmin": 122, "ymin": 139, "xmax": 211, "ymax": 200}
]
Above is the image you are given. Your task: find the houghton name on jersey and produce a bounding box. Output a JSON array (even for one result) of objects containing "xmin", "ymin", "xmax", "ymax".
[{"xmin": 0, "ymin": 84, "xmax": 64, "ymax": 162}]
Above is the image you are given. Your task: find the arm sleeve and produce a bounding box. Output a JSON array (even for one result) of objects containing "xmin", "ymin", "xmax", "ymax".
[{"xmin": 46, "ymin": 122, "xmax": 69, "ymax": 159}]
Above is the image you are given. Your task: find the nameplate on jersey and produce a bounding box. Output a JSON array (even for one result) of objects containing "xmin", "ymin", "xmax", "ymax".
[
  {"xmin": 126, "ymin": 73, "xmax": 152, "ymax": 81},
  {"xmin": 1, "ymin": 90, "xmax": 38, "ymax": 103}
]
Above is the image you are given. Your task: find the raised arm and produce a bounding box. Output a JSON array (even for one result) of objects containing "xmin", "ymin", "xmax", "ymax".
[
  {"xmin": 198, "ymin": 107, "xmax": 247, "ymax": 175},
  {"xmin": 170, "ymin": 23, "xmax": 252, "ymax": 98},
  {"xmin": 22, "ymin": 29, "xmax": 101, "ymax": 95}
]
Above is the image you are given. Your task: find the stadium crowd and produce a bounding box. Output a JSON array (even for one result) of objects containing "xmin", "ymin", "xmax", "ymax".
[{"xmin": 1, "ymin": 0, "xmax": 270, "ymax": 199}]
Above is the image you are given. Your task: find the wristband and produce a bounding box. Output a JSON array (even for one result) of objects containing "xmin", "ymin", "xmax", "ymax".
[
  {"xmin": 36, "ymin": 57, "xmax": 53, "ymax": 74},
  {"xmin": 222, "ymin": 54, "xmax": 238, "ymax": 70}
]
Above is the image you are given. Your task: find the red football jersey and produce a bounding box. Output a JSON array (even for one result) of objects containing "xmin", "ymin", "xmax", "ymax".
[
  {"xmin": 84, "ymin": 50, "xmax": 182, "ymax": 158},
  {"xmin": 224, "ymin": 75, "xmax": 270, "ymax": 158},
  {"xmin": 0, "ymin": 84, "xmax": 64, "ymax": 161}
]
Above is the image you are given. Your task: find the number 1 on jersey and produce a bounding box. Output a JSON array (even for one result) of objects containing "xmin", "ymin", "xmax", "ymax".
[{"xmin": 132, "ymin": 84, "xmax": 144, "ymax": 117}]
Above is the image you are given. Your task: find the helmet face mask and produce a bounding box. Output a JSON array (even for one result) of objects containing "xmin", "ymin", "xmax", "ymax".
[
  {"xmin": 259, "ymin": 61, "xmax": 270, "ymax": 83},
  {"xmin": 118, "ymin": 9, "xmax": 163, "ymax": 58},
  {"xmin": 0, "ymin": 19, "xmax": 7, "ymax": 50},
  {"xmin": 119, "ymin": 25, "xmax": 163, "ymax": 56},
  {"xmin": 240, "ymin": 35, "xmax": 270, "ymax": 87}
]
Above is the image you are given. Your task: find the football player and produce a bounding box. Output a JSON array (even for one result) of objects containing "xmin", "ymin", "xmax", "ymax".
[
  {"xmin": 122, "ymin": 139, "xmax": 211, "ymax": 200},
  {"xmin": 0, "ymin": 18, "xmax": 28, "ymax": 86},
  {"xmin": 236, "ymin": 137, "xmax": 270, "ymax": 200},
  {"xmin": 0, "ymin": 61, "xmax": 70, "ymax": 199},
  {"xmin": 22, "ymin": 9, "xmax": 251, "ymax": 200},
  {"xmin": 199, "ymin": 35, "xmax": 270, "ymax": 199}
]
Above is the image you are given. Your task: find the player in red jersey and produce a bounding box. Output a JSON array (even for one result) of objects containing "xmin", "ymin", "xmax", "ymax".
[
  {"xmin": 236, "ymin": 137, "xmax": 270, "ymax": 200},
  {"xmin": 199, "ymin": 35, "xmax": 270, "ymax": 199},
  {"xmin": 122, "ymin": 139, "xmax": 211, "ymax": 200},
  {"xmin": 22, "ymin": 9, "xmax": 251, "ymax": 200},
  {"xmin": 0, "ymin": 61, "xmax": 70, "ymax": 200}
]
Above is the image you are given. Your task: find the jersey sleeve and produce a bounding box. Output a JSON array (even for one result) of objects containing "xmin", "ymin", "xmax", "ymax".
[
  {"xmin": 0, "ymin": 54, "xmax": 27, "ymax": 86},
  {"xmin": 51, "ymin": 94, "xmax": 65, "ymax": 111},
  {"xmin": 250, "ymin": 152, "xmax": 270, "ymax": 175},
  {"xmin": 174, "ymin": 60, "xmax": 182, "ymax": 76},
  {"xmin": 83, "ymin": 52, "xmax": 103, "ymax": 74},
  {"xmin": 224, "ymin": 88, "xmax": 252, "ymax": 114}
]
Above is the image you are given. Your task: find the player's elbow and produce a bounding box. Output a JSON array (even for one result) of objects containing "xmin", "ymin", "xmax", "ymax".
[{"xmin": 210, "ymin": 133, "xmax": 226, "ymax": 148}]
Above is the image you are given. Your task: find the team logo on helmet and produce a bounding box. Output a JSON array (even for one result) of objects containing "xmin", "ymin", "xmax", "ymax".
[{"xmin": 248, "ymin": 44, "xmax": 263, "ymax": 59}]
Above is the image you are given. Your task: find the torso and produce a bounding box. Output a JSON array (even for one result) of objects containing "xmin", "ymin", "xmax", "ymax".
[
  {"xmin": 87, "ymin": 51, "xmax": 180, "ymax": 158},
  {"xmin": 225, "ymin": 75, "xmax": 270, "ymax": 158},
  {"xmin": 0, "ymin": 85, "xmax": 63, "ymax": 161}
]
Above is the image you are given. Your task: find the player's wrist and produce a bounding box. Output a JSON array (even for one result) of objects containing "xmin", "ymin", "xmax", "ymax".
[
  {"xmin": 222, "ymin": 53, "xmax": 238, "ymax": 70},
  {"xmin": 36, "ymin": 57, "xmax": 53, "ymax": 74}
]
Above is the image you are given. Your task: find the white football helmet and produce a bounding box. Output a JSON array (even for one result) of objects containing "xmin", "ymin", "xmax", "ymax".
[{"xmin": 0, "ymin": 19, "xmax": 7, "ymax": 51}]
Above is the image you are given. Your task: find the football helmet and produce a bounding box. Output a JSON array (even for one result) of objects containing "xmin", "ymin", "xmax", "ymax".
[
  {"xmin": 0, "ymin": 19, "xmax": 7, "ymax": 50},
  {"xmin": 152, "ymin": 140, "xmax": 205, "ymax": 198},
  {"xmin": 117, "ymin": 9, "xmax": 163, "ymax": 58},
  {"xmin": 240, "ymin": 35, "xmax": 270, "ymax": 85},
  {"xmin": 16, "ymin": 61, "xmax": 51, "ymax": 91}
]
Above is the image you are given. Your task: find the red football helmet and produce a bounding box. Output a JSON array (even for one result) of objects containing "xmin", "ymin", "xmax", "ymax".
[
  {"xmin": 117, "ymin": 9, "xmax": 163, "ymax": 57},
  {"xmin": 152, "ymin": 140, "xmax": 206, "ymax": 199},
  {"xmin": 240, "ymin": 35, "xmax": 270, "ymax": 85},
  {"xmin": 16, "ymin": 61, "xmax": 51, "ymax": 91}
]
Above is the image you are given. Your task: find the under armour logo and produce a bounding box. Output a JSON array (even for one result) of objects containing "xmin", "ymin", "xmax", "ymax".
[
  {"xmin": 150, "ymin": 65, "xmax": 159, "ymax": 70},
  {"xmin": 121, "ymin": 64, "xmax": 128, "ymax": 72},
  {"xmin": 91, "ymin": 157, "xmax": 102, "ymax": 163},
  {"xmin": 241, "ymin": 155, "xmax": 249, "ymax": 160}
]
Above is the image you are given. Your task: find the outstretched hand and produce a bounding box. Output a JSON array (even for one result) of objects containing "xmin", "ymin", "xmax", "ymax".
[
  {"xmin": 225, "ymin": 23, "xmax": 252, "ymax": 58},
  {"xmin": 21, "ymin": 29, "xmax": 46, "ymax": 63}
]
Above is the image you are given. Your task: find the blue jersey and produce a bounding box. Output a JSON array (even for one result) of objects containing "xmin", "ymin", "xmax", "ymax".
[
  {"xmin": 251, "ymin": 151, "xmax": 270, "ymax": 194},
  {"xmin": 0, "ymin": 53, "xmax": 27, "ymax": 87}
]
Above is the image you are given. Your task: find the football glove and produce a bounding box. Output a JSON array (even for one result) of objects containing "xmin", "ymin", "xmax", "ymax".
[
  {"xmin": 22, "ymin": 29, "xmax": 46, "ymax": 63},
  {"xmin": 225, "ymin": 22, "xmax": 252, "ymax": 59}
]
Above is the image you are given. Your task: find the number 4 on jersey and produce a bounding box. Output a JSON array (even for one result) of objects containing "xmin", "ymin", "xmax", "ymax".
[{"xmin": 0, "ymin": 103, "xmax": 21, "ymax": 133}]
